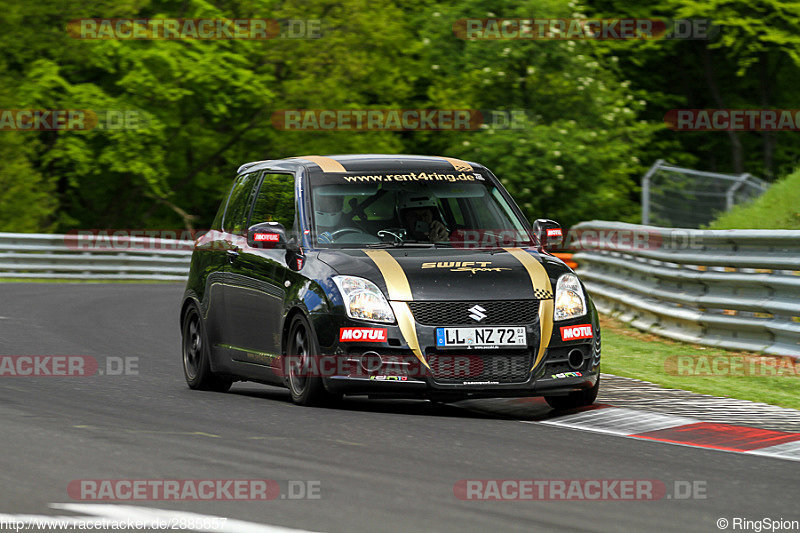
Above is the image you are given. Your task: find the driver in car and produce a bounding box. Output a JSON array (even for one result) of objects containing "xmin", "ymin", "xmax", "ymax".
[
  {"xmin": 314, "ymin": 194, "xmax": 343, "ymax": 244},
  {"xmin": 401, "ymin": 203, "xmax": 449, "ymax": 242}
]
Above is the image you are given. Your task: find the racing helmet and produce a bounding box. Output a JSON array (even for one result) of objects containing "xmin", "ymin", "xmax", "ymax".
[
  {"xmin": 396, "ymin": 193, "xmax": 444, "ymax": 235},
  {"xmin": 314, "ymin": 193, "xmax": 343, "ymax": 228}
]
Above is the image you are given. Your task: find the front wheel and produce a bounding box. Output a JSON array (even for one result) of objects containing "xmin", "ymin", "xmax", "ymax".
[
  {"xmin": 544, "ymin": 375, "xmax": 599, "ymax": 410},
  {"xmin": 285, "ymin": 314, "xmax": 338, "ymax": 406},
  {"xmin": 182, "ymin": 304, "xmax": 232, "ymax": 392}
]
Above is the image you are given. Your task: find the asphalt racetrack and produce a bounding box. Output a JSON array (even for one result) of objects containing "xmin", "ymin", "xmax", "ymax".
[{"xmin": 0, "ymin": 283, "xmax": 797, "ymax": 532}]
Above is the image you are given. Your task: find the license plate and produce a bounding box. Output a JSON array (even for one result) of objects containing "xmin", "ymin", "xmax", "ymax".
[{"xmin": 435, "ymin": 326, "xmax": 526, "ymax": 348}]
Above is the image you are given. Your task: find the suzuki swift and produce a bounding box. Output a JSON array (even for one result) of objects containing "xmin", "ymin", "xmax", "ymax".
[{"xmin": 180, "ymin": 155, "xmax": 600, "ymax": 408}]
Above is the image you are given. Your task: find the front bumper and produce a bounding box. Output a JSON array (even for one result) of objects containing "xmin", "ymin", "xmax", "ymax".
[{"xmin": 317, "ymin": 311, "xmax": 601, "ymax": 399}]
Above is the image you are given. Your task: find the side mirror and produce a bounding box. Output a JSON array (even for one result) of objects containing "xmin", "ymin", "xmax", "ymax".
[
  {"xmin": 247, "ymin": 222, "xmax": 286, "ymax": 249},
  {"xmin": 533, "ymin": 219, "xmax": 562, "ymax": 252}
]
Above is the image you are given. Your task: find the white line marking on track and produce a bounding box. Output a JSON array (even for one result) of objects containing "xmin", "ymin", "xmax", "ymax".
[
  {"xmin": 746, "ymin": 440, "xmax": 800, "ymax": 461},
  {"xmin": 521, "ymin": 407, "xmax": 800, "ymax": 463},
  {"xmin": 528, "ymin": 407, "xmax": 696, "ymax": 437}
]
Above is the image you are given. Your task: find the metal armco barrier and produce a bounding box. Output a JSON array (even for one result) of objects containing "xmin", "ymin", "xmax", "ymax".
[
  {"xmin": 570, "ymin": 221, "xmax": 800, "ymax": 357},
  {"xmin": 0, "ymin": 232, "xmax": 193, "ymax": 281},
  {"xmin": 3, "ymin": 228, "xmax": 800, "ymax": 357}
]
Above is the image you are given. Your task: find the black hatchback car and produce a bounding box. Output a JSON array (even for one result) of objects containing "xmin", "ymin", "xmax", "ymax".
[{"xmin": 180, "ymin": 155, "xmax": 600, "ymax": 408}]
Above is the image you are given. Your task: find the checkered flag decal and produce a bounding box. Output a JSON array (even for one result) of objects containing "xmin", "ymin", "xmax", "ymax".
[{"xmin": 533, "ymin": 289, "xmax": 553, "ymax": 299}]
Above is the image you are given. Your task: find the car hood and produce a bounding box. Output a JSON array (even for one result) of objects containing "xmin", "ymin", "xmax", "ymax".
[{"xmin": 317, "ymin": 247, "xmax": 563, "ymax": 301}]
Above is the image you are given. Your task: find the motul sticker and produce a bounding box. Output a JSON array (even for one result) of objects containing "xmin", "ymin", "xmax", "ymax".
[
  {"xmin": 254, "ymin": 233, "xmax": 280, "ymax": 242},
  {"xmin": 560, "ymin": 324, "xmax": 593, "ymax": 341},
  {"xmin": 546, "ymin": 228, "xmax": 563, "ymax": 238},
  {"xmin": 339, "ymin": 328, "xmax": 387, "ymax": 342}
]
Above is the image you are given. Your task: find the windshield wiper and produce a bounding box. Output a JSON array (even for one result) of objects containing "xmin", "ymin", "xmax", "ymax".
[
  {"xmin": 365, "ymin": 240, "xmax": 434, "ymax": 248},
  {"xmin": 365, "ymin": 242, "xmax": 402, "ymax": 248},
  {"xmin": 431, "ymin": 239, "xmax": 535, "ymax": 248}
]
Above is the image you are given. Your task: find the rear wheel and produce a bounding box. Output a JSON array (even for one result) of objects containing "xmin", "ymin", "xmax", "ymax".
[
  {"xmin": 182, "ymin": 304, "xmax": 232, "ymax": 392},
  {"xmin": 286, "ymin": 314, "xmax": 338, "ymax": 406},
  {"xmin": 544, "ymin": 375, "xmax": 599, "ymax": 410}
]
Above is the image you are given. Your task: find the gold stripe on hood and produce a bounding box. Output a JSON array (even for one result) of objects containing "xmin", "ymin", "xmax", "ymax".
[
  {"xmin": 503, "ymin": 247, "xmax": 554, "ymax": 369},
  {"xmin": 535, "ymin": 299, "xmax": 555, "ymax": 369},
  {"xmin": 363, "ymin": 249, "xmax": 412, "ymax": 301},
  {"xmin": 364, "ymin": 249, "xmax": 428, "ymax": 368},
  {"xmin": 390, "ymin": 302, "xmax": 428, "ymax": 368}
]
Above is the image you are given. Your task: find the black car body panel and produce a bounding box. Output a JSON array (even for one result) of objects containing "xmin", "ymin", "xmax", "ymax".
[{"xmin": 181, "ymin": 154, "xmax": 600, "ymax": 401}]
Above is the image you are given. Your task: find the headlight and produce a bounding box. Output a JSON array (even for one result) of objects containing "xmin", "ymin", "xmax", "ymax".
[
  {"xmin": 554, "ymin": 273, "xmax": 586, "ymax": 321},
  {"xmin": 333, "ymin": 276, "xmax": 396, "ymax": 323}
]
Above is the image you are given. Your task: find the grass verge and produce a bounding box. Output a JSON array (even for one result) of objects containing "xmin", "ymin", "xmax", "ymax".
[
  {"xmin": 600, "ymin": 315, "xmax": 800, "ymax": 410},
  {"xmin": 708, "ymin": 167, "xmax": 800, "ymax": 229}
]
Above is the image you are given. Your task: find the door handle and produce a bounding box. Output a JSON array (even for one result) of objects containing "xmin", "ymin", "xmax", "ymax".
[{"xmin": 226, "ymin": 249, "xmax": 240, "ymax": 263}]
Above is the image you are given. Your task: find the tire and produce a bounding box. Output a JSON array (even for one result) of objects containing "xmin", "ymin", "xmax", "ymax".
[
  {"xmin": 544, "ymin": 375, "xmax": 599, "ymax": 410},
  {"xmin": 181, "ymin": 304, "xmax": 232, "ymax": 392},
  {"xmin": 285, "ymin": 314, "xmax": 338, "ymax": 406}
]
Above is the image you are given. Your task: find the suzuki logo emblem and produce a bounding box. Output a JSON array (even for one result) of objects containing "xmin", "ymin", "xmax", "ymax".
[{"xmin": 468, "ymin": 304, "xmax": 487, "ymax": 322}]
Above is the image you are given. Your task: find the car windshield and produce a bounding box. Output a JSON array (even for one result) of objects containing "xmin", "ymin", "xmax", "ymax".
[{"xmin": 309, "ymin": 170, "xmax": 532, "ymax": 248}]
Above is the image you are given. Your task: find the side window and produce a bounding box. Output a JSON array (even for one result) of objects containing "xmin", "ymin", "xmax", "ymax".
[
  {"xmin": 223, "ymin": 172, "xmax": 260, "ymax": 236},
  {"xmin": 210, "ymin": 189, "xmax": 228, "ymax": 231},
  {"xmin": 250, "ymin": 173, "xmax": 297, "ymax": 233}
]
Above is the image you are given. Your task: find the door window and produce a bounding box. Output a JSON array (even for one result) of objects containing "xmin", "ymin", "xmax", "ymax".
[
  {"xmin": 250, "ymin": 173, "xmax": 297, "ymax": 234},
  {"xmin": 223, "ymin": 172, "xmax": 260, "ymax": 235}
]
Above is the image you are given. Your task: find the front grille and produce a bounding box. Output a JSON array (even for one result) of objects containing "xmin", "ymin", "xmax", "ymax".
[
  {"xmin": 408, "ymin": 300, "xmax": 539, "ymax": 326},
  {"xmin": 426, "ymin": 350, "xmax": 532, "ymax": 384}
]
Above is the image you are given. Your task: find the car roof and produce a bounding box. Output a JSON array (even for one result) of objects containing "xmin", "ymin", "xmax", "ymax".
[{"xmin": 236, "ymin": 154, "xmax": 484, "ymax": 176}]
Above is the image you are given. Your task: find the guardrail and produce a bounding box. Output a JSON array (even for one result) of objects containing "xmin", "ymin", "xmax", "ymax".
[
  {"xmin": 4, "ymin": 228, "xmax": 800, "ymax": 356},
  {"xmin": 570, "ymin": 221, "xmax": 800, "ymax": 357},
  {"xmin": 0, "ymin": 232, "xmax": 192, "ymax": 281}
]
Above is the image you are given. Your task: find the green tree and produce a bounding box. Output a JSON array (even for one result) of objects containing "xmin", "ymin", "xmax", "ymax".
[
  {"xmin": 0, "ymin": 0, "xmax": 662, "ymax": 231},
  {"xmin": 411, "ymin": 0, "xmax": 657, "ymax": 226},
  {"xmin": 586, "ymin": 0, "xmax": 800, "ymax": 180}
]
